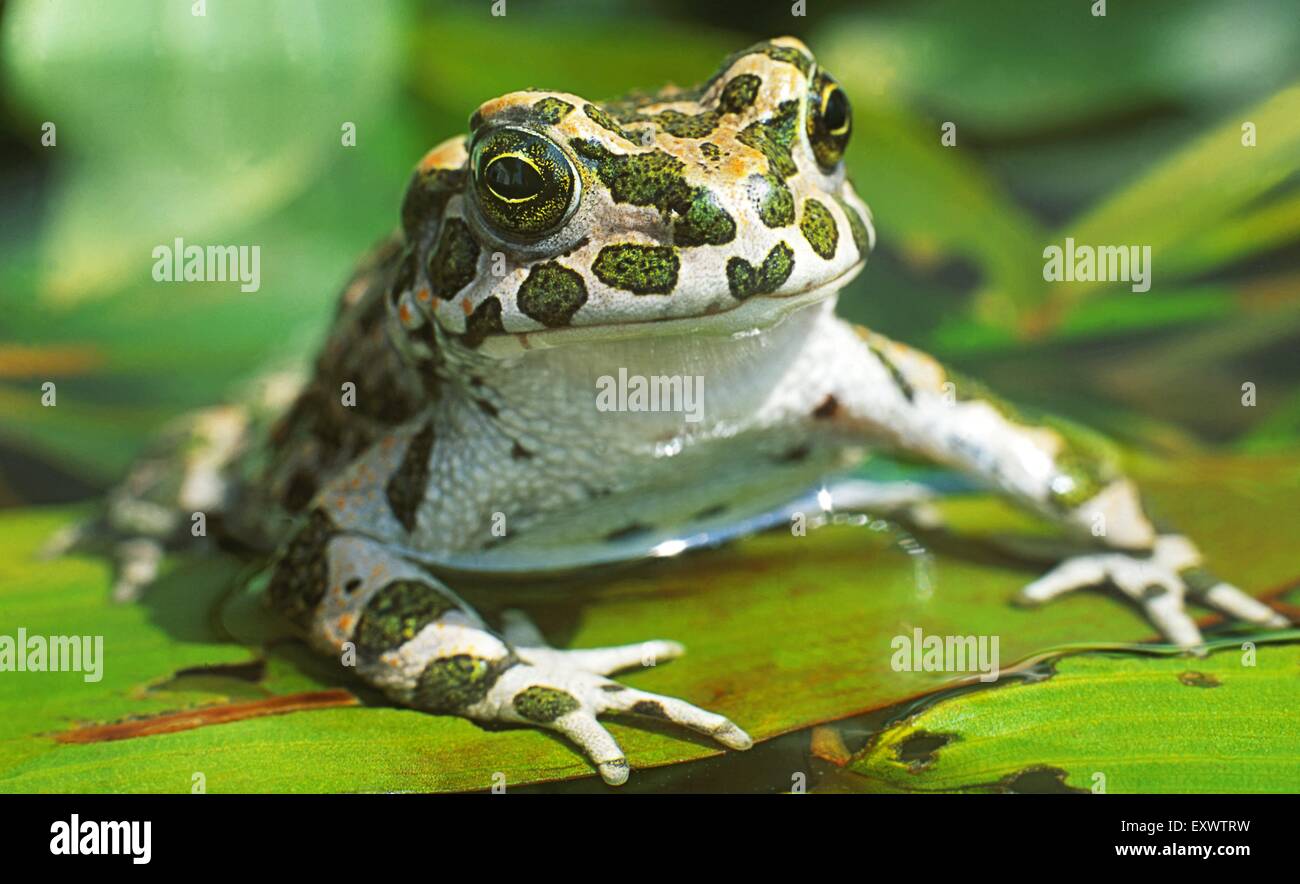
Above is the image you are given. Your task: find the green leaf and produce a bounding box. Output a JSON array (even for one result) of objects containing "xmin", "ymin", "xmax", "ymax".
[
  {"xmin": 1, "ymin": 0, "xmax": 406, "ymax": 303},
  {"xmin": 847, "ymin": 642, "xmax": 1300, "ymax": 793},
  {"xmin": 1033, "ymin": 82, "xmax": 1300, "ymax": 327},
  {"xmin": 1, "ymin": 454, "xmax": 1295, "ymax": 792}
]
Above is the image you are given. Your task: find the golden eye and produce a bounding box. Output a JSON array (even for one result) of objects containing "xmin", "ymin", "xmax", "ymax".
[
  {"xmin": 806, "ymin": 73, "xmax": 852, "ymax": 170},
  {"xmin": 471, "ymin": 127, "xmax": 578, "ymax": 239}
]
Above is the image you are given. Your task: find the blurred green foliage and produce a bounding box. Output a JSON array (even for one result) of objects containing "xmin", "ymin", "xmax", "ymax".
[{"xmin": 1, "ymin": 0, "xmax": 1298, "ymax": 497}]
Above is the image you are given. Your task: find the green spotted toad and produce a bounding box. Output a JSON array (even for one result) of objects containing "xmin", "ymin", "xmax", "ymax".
[{"xmin": 74, "ymin": 37, "xmax": 1289, "ymax": 786}]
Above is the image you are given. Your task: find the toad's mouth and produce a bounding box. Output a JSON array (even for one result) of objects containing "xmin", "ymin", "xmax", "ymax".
[{"xmin": 476, "ymin": 259, "xmax": 865, "ymax": 358}]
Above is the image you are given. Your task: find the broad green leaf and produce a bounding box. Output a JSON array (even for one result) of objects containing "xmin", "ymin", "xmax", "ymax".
[
  {"xmin": 847, "ymin": 642, "xmax": 1300, "ymax": 793},
  {"xmin": 1, "ymin": 454, "xmax": 1295, "ymax": 792}
]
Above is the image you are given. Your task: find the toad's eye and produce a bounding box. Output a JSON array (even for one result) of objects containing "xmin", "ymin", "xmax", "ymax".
[
  {"xmin": 806, "ymin": 73, "xmax": 852, "ymax": 171},
  {"xmin": 471, "ymin": 127, "xmax": 579, "ymax": 239}
]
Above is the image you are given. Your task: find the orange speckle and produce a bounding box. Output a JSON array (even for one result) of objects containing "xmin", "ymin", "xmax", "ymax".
[
  {"xmin": 398, "ymin": 302, "xmax": 412, "ymax": 324},
  {"xmin": 419, "ymin": 136, "xmax": 469, "ymax": 173},
  {"xmin": 417, "ymin": 287, "xmax": 431, "ymax": 302},
  {"xmin": 338, "ymin": 614, "xmax": 354, "ymax": 632},
  {"xmin": 335, "ymin": 497, "xmax": 346, "ymax": 511},
  {"xmin": 461, "ymin": 298, "xmax": 473, "ymax": 316}
]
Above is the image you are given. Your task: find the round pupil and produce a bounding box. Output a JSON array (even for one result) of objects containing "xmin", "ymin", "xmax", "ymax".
[
  {"xmin": 486, "ymin": 155, "xmax": 544, "ymax": 201},
  {"xmin": 822, "ymin": 88, "xmax": 849, "ymax": 133}
]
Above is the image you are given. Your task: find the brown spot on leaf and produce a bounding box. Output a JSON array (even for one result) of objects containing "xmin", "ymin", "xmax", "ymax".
[{"xmin": 56, "ymin": 690, "xmax": 359, "ymax": 744}]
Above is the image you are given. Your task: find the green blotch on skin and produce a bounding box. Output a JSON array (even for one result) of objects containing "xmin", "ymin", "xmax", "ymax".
[
  {"xmin": 584, "ymin": 103, "xmax": 637, "ymax": 142},
  {"xmin": 415, "ymin": 655, "xmax": 501, "ymax": 712},
  {"xmin": 1044, "ymin": 417, "xmax": 1120, "ymax": 510},
  {"xmin": 608, "ymin": 72, "xmax": 759, "ymax": 141},
  {"xmin": 427, "ymin": 218, "xmax": 480, "ymax": 299},
  {"xmin": 738, "ymin": 101, "xmax": 801, "ymax": 229},
  {"xmin": 647, "ymin": 108, "xmax": 719, "ymax": 138},
  {"xmin": 727, "ymin": 241, "xmax": 794, "ymax": 299},
  {"xmin": 513, "ymin": 685, "xmax": 580, "ymax": 723},
  {"xmin": 1050, "ymin": 451, "xmax": 1111, "ymax": 510},
  {"xmin": 631, "ymin": 699, "xmax": 669, "ymax": 719},
  {"xmin": 599, "ymin": 93, "xmax": 662, "ymax": 125},
  {"xmin": 677, "ymin": 188, "xmax": 736, "ymax": 246},
  {"xmin": 354, "ymin": 580, "xmax": 456, "ymax": 658},
  {"xmin": 571, "ymin": 140, "xmax": 685, "ymax": 208},
  {"xmin": 517, "ymin": 262, "xmax": 588, "ymax": 326},
  {"xmin": 754, "ymin": 173, "xmax": 795, "ymax": 228},
  {"xmin": 700, "ymin": 142, "xmax": 721, "ymax": 161},
  {"xmin": 737, "ymin": 100, "xmax": 800, "ymax": 178},
  {"xmin": 695, "ymin": 41, "xmax": 811, "ymax": 99},
  {"xmin": 719, "ymin": 74, "xmax": 761, "ymax": 114},
  {"xmin": 834, "ymin": 195, "xmax": 871, "ymax": 255},
  {"xmin": 629, "ymin": 74, "xmax": 763, "ymax": 139},
  {"xmin": 385, "ymin": 421, "xmax": 436, "ymax": 532},
  {"xmin": 267, "ymin": 509, "xmax": 334, "ymax": 628},
  {"xmin": 800, "ymin": 198, "xmax": 838, "ymax": 260},
  {"xmin": 461, "ymin": 296, "xmax": 505, "ymax": 348},
  {"xmin": 532, "ymin": 96, "xmax": 574, "ymax": 125},
  {"xmin": 756, "ymin": 43, "xmax": 813, "ymax": 76},
  {"xmin": 866, "ymin": 342, "xmax": 915, "ymax": 402},
  {"xmin": 401, "ymin": 168, "xmax": 461, "ymax": 243},
  {"xmin": 570, "ymin": 139, "xmax": 735, "ymax": 246},
  {"xmin": 592, "ymin": 244, "xmax": 680, "ymax": 295}
]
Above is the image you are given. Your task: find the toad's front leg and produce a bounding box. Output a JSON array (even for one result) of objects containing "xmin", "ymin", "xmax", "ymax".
[
  {"xmin": 267, "ymin": 509, "xmax": 750, "ymax": 786},
  {"xmin": 818, "ymin": 317, "xmax": 1289, "ymax": 648}
]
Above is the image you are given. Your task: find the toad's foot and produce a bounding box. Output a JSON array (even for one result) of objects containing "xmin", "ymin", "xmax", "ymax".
[
  {"xmin": 1015, "ymin": 534, "xmax": 1290, "ymax": 650},
  {"xmin": 485, "ymin": 609, "xmax": 752, "ymax": 785}
]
